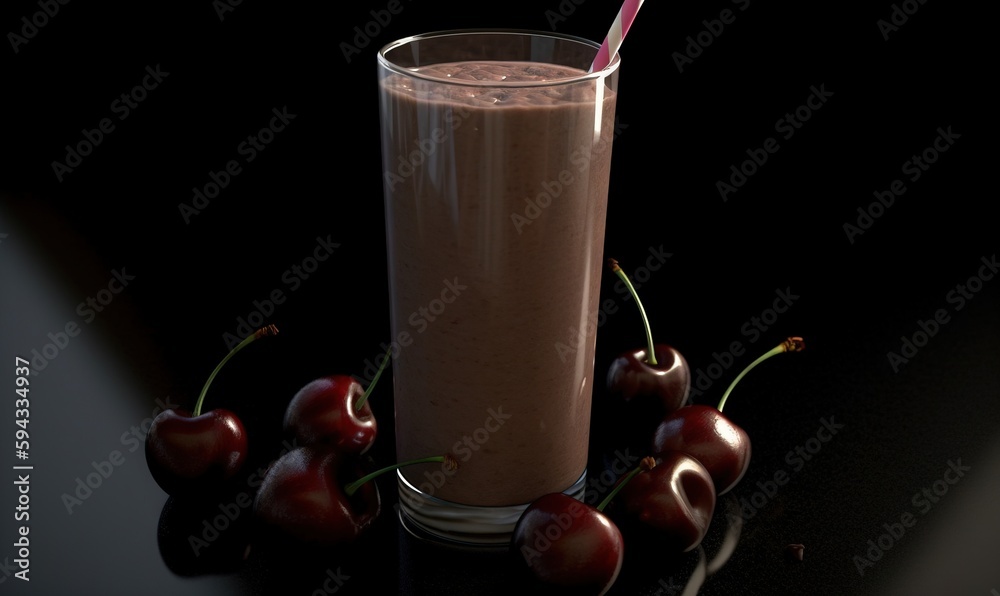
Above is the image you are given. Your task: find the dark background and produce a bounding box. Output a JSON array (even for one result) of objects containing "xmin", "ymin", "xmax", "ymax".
[{"xmin": 1, "ymin": 1, "xmax": 996, "ymax": 595}]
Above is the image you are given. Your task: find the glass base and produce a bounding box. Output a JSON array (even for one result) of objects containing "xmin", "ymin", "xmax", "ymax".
[{"xmin": 396, "ymin": 469, "xmax": 587, "ymax": 549}]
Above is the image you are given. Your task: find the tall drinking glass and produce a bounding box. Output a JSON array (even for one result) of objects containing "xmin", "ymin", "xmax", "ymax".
[{"xmin": 378, "ymin": 29, "xmax": 620, "ymax": 546}]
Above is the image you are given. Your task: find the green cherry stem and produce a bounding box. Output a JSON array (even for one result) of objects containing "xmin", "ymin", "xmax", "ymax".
[
  {"xmin": 345, "ymin": 454, "xmax": 458, "ymax": 497},
  {"xmin": 608, "ymin": 258, "xmax": 658, "ymax": 366},
  {"xmin": 716, "ymin": 336, "xmax": 805, "ymax": 413},
  {"xmin": 597, "ymin": 456, "xmax": 657, "ymax": 512},
  {"xmin": 192, "ymin": 324, "xmax": 280, "ymax": 416},
  {"xmin": 355, "ymin": 349, "xmax": 391, "ymax": 412}
]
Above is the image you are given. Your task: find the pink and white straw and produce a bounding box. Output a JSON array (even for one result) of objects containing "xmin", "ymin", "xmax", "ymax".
[{"xmin": 589, "ymin": 0, "xmax": 645, "ymax": 72}]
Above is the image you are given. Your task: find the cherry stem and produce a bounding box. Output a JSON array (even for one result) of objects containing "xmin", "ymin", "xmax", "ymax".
[
  {"xmin": 716, "ymin": 336, "xmax": 804, "ymax": 413},
  {"xmin": 355, "ymin": 349, "xmax": 390, "ymax": 411},
  {"xmin": 608, "ymin": 258, "xmax": 658, "ymax": 366},
  {"xmin": 597, "ymin": 456, "xmax": 657, "ymax": 512},
  {"xmin": 344, "ymin": 454, "xmax": 458, "ymax": 497},
  {"xmin": 192, "ymin": 325, "xmax": 279, "ymax": 416}
]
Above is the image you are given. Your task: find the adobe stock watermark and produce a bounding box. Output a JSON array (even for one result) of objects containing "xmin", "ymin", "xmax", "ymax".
[
  {"xmin": 877, "ymin": 0, "xmax": 930, "ymax": 41},
  {"xmin": 727, "ymin": 416, "xmax": 843, "ymax": 523},
  {"xmin": 554, "ymin": 245, "xmax": 671, "ymax": 363},
  {"xmin": 852, "ymin": 458, "xmax": 971, "ymax": 576},
  {"xmin": 886, "ymin": 253, "xmax": 996, "ymax": 372},
  {"xmin": 309, "ymin": 567, "xmax": 351, "ymax": 595},
  {"xmin": 356, "ymin": 277, "xmax": 467, "ymax": 385},
  {"xmin": 7, "ymin": 0, "xmax": 71, "ymax": 55},
  {"xmin": 187, "ymin": 439, "xmax": 298, "ymax": 557},
  {"xmin": 414, "ymin": 406, "xmax": 511, "ymax": 498},
  {"xmin": 27, "ymin": 267, "xmax": 136, "ymax": 376},
  {"xmin": 51, "ymin": 64, "xmax": 169, "ymax": 182},
  {"xmin": 516, "ymin": 492, "xmax": 589, "ymax": 565},
  {"xmin": 716, "ymin": 84, "xmax": 833, "ymax": 202},
  {"xmin": 583, "ymin": 449, "xmax": 641, "ymax": 507},
  {"xmin": 652, "ymin": 576, "xmax": 685, "ymax": 596},
  {"xmin": 61, "ymin": 395, "xmax": 179, "ymax": 514},
  {"xmin": 608, "ymin": 246, "xmax": 673, "ymax": 306},
  {"xmin": 672, "ymin": 0, "xmax": 752, "ymax": 73},
  {"xmin": 339, "ymin": 0, "xmax": 415, "ymax": 64},
  {"xmin": 543, "ymin": 0, "xmax": 589, "ymax": 31},
  {"xmin": 212, "ymin": 0, "xmax": 243, "ymax": 21},
  {"xmin": 178, "ymin": 106, "xmax": 297, "ymax": 224},
  {"xmin": 511, "ymin": 115, "xmax": 628, "ymax": 234},
  {"xmin": 221, "ymin": 234, "xmax": 340, "ymax": 349},
  {"xmin": 0, "ymin": 557, "xmax": 19, "ymax": 584},
  {"xmin": 688, "ymin": 287, "xmax": 799, "ymax": 399},
  {"xmin": 843, "ymin": 126, "xmax": 960, "ymax": 244}
]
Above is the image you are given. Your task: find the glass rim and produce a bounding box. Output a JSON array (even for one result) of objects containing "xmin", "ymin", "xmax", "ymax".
[{"xmin": 376, "ymin": 28, "xmax": 621, "ymax": 88}]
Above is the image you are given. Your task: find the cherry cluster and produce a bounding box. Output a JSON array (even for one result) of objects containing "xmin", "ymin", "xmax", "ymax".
[
  {"xmin": 143, "ymin": 261, "xmax": 802, "ymax": 591},
  {"xmin": 510, "ymin": 260, "xmax": 805, "ymax": 595},
  {"xmin": 145, "ymin": 326, "xmax": 445, "ymax": 573},
  {"xmin": 255, "ymin": 365, "xmax": 455, "ymax": 546}
]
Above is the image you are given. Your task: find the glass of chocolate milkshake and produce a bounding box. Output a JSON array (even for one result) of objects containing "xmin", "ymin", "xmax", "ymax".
[{"xmin": 377, "ymin": 30, "xmax": 620, "ymax": 547}]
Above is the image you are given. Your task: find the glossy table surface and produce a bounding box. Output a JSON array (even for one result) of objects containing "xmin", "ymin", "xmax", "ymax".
[{"xmin": 1, "ymin": 1, "xmax": 995, "ymax": 595}]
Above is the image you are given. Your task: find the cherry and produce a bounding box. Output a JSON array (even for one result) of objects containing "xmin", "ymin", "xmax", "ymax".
[
  {"xmin": 512, "ymin": 486, "xmax": 627, "ymax": 594},
  {"xmin": 785, "ymin": 543, "xmax": 805, "ymax": 561},
  {"xmin": 282, "ymin": 352, "xmax": 389, "ymax": 454},
  {"xmin": 615, "ymin": 453, "xmax": 716, "ymax": 553},
  {"xmin": 253, "ymin": 446, "xmax": 454, "ymax": 547},
  {"xmin": 145, "ymin": 325, "xmax": 279, "ymax": 495},
  {"xmin": 653, "ymin": 337, "xmax": 805, "ymax": 496},
  {"xmin": 653, "ymin": 405, "xmax": 748, "ymax": 497},
  {"xmin": 605, "ymin": 258, "xmax": 691, "ymax": 416}
]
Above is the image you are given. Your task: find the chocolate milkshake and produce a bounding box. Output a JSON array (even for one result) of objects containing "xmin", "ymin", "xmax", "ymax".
[{"xmin": 378, "ymin": 31, "xmax": 620, "ymax": 543}]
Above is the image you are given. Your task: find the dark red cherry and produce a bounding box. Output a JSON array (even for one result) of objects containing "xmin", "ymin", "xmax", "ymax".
[
  {"xmin": 284, "ymin": 375, "xmax": 376, "ymax": 454},
  {"xmin": 283, "ymin": 352, "xmax": 388, "ymax": 454},
  {"xmin": 146, "ymin": 408, "xmax": 248, "ymax": 495},
  {"xmin": 606, "ymin": 259, "xmax": 691, "ymax": 415},
  {"xmin": 512, "ymin": 493, "xmax": 624, "ymax": 595},
  {"xmin": 616, "ymin": 451, "xmax": 717, "ymax": 553},
  {"xmin": 253, "ymin": 446, "xmax": 380, "ymax": 546},
  {"xmin": 653, "ymin": 404, "xmax": 750, "ymax": 496},
  {"xmin": 144, "ymin": 325, "xmax": 278, "ymax": 495},
  {"xmin": 253, "ymin": 446, "xmax": 452, "ymax": 547},
  {"xmin": 607, "ymin": 343, "xmax": 691, "ymax": 413},
  {"xmin": 653, "ymin": 337, "xmax": 804, "ymax": 495}
]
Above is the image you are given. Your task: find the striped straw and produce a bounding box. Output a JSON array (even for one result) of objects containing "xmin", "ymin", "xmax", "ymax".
[{"xmin": 589, "ymin": 0, "xmax": 645, "ymax": 73}]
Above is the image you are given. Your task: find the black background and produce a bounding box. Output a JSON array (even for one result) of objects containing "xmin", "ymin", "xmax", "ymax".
[{"xmin": 1, "ymin": 0, "xmax": 997, "ymax": 595}]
